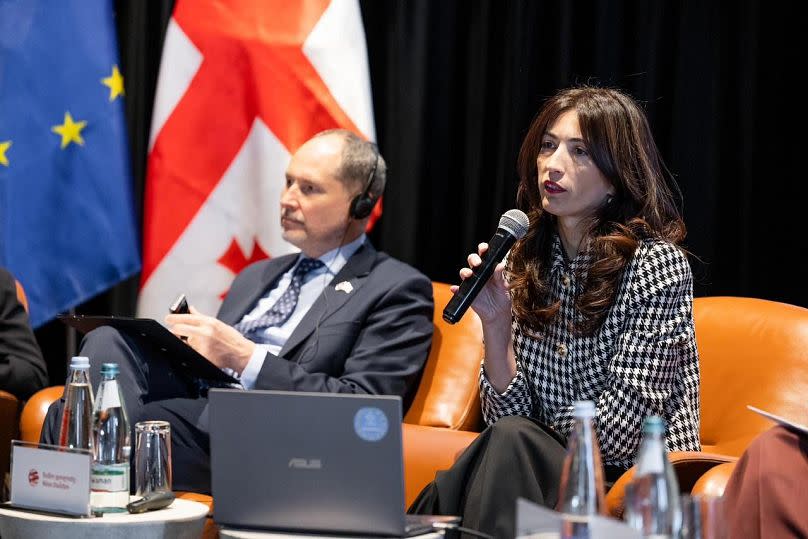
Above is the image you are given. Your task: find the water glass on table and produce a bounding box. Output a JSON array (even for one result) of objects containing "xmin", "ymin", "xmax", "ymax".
[
  {"xmin": 134, "ymin": 420, "xmax": 173, "ymax": 496},
  {"xmin": 681, "ymin": 494, "xmax": 725, "ymax": 539}
]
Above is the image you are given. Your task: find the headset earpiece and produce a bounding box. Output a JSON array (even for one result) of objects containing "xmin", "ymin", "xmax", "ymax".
[
  {"xmin": 349, "ymin": 195, "xmax": 375, "ymax": 220},
  {"xmin": 349, "ymin": 151, "xmax": 379, "ymax": 220}
]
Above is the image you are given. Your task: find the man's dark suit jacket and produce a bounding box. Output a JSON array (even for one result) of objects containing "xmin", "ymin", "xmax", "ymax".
[
  {"xmin": 0, "ymin": 268, "xmax": 48, "ymax": 400},
  {"xmin": 217, "ymin": 242, "xmax": 434, "ymax": 407}
]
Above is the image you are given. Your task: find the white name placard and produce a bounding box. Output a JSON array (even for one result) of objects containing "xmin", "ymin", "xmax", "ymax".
[{"xmin": 10, "ymin": 441, "xmax": 91, "ymax": 516}]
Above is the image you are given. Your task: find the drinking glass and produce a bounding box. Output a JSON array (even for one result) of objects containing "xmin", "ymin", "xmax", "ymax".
[
  {"xmin": 623, "ymin": 477, "xmax": 659, "ymax": 533},
  {"xmin": 680, "ymin": 494, "xmax": 702, "ymax": 539},
  {"xmin": 681, "ymin": 494, "xmax": 725, "ymax": 539},
  {"xmin": 134, "ymin": 420, "xmax": 172, "ymax": 496}
]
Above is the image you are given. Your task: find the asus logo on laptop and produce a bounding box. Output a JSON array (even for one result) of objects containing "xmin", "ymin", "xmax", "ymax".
[{"xmin": 288, "ymin": 458, "xmax": 323, "ymax": 470}]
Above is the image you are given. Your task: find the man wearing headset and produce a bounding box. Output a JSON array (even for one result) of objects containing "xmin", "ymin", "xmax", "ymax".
[{"xmin": 43, "ymin": 129, "xmax": 434, "ymax": 492}]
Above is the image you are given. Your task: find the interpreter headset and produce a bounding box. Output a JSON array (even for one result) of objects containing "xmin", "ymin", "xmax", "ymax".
[{"xmin": 348, "ymin": 149, "xmax": 380, "ymax": 220}]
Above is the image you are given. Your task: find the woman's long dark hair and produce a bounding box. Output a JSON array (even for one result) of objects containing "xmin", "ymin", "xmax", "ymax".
[{"xmin": 508, "ymin": 86, "xmax": 686, "ymax": 334}]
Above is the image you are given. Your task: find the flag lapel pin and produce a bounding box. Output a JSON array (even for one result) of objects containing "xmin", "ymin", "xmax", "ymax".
[{"xmin": 335, "ymin": 281, "xmax": 354, "ymax": 294}]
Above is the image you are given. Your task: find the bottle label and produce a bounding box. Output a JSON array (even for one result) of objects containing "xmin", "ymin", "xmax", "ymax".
[
  {"xmin": 97, "ymin": 380, "xmax": 122, "ymax": 410},
  {"xmin": 637, "ymin": 449, "xmax": 665, "ymax": 474},
  {"xmin": 91, "ymin": 463, "xmax": 129, "ymax": 492}
]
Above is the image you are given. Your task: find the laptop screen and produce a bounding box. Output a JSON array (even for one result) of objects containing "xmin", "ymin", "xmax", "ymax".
[{"xmin": 209, "ymin": 389, "xmax": 407, "ymax": 536}]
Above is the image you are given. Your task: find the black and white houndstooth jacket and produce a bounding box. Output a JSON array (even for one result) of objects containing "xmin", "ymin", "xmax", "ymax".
[{"xmin": 480, "ymin": 236, "xmax": 701, "ymax": 469}]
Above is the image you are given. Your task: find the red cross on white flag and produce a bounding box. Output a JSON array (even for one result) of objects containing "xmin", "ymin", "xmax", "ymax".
[{"xmin": 137, "ymin": 0, "xmax": 376, "ymax": 319}]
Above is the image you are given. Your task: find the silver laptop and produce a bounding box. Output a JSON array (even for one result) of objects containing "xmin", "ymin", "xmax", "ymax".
[{"xmin": 209, "ymin": 389, "xmax": 458, "ymax": 537}]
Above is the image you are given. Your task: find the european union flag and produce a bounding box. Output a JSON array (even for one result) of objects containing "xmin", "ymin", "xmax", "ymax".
[{"xmin": 0, "ymin": 0, "xmax": 140, "ymax": 327}]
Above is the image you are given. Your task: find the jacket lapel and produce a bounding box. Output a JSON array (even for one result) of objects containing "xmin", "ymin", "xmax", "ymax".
[
  {"xmin": 219, "ymin": 255, "xmax": 297, "ymax": 326},
  {"xmin": 279, "ymin": 242, "xmax": 377, "ymax": 356}
]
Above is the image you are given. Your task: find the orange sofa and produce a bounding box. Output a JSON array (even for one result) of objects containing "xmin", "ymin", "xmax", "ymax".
[{"xmin": 606, "ymin": 296, "xmax": 808, "ymax": 516}]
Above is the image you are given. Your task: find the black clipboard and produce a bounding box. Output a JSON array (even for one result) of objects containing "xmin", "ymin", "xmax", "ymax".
[{"xmin": 58, "ymin": 314, "xmax": 238, "ymax": 385}]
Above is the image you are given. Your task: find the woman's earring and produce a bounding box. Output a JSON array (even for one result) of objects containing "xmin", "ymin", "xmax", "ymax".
[{"xmin": 606, "ymin": 194, "xmax": 615, "ymax": 205}]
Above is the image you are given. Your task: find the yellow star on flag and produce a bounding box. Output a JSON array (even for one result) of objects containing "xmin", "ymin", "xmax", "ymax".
[
  {"xmin": 102, "ymin": 65, "xmax": 125, "ymax": 101},
  {"xmin": 0, "ymin": 140, "xmax": 11, "ymax": 167},
  {"xmin": 51, "ymin": 112, "xmax": 87, "ymax": 149}
]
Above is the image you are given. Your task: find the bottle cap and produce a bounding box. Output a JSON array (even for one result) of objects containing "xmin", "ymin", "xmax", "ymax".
[
  {"xmin": 69, "ymin": 356, "xmax": 91, "ymax": 369},
  {"xmin": 100, "ymin": 363, "xmax": 120, "ymax": 376},
  {"xmin": 572, "ymin": 400, "xmax": 595, "ymax": 418},
  {"xmin": 643, "ymin": 415, "xmax": 666, "ymax": 435}
]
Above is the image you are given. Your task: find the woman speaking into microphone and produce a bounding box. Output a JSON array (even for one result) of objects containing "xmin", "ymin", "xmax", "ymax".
[{"xmin": 411, "ymin": 86, "xmax": 700, "ymax": 537}]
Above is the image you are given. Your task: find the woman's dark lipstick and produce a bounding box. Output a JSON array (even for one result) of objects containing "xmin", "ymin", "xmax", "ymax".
[{"xmin": 543, "ymin": 180, "xmax": 566, "ymax": 194}]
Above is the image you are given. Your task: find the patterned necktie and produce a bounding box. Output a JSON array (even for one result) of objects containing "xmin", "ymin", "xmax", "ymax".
[{"xmin": 234, "ymin": 257, "xmax": 325, "ymax": 337}]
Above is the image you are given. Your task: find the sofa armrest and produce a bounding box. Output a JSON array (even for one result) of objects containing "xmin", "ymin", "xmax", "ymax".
[
  {"xmin": 19, "ymin": 386, "xmax": 63, "ymax": 443},
  {"xmin": 690, "ymin": 461, "xmax": 736, "ymax": 497},
  {"xmin": 605, "ymin": 451, "xmax": 738, "ymax": 518},
  {"xmin": 668, "ymin": 451, "xmax": 738, "ymax": 491},
  {"xmin": 604, "ymin": 466, "xmax": 635, "ymax": 518},
  {"xmin": 402, "ymin": 423, "xmax": 478, "ymax": 508}
]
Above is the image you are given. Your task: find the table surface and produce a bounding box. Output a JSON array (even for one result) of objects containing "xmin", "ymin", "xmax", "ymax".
[
  {"xmin": 0, "ymin": 497, "xmax": 209, "ymax": 539},
  {"xmin": 0, "ymin": 497, "xmax": 209, "ymax": 524}
]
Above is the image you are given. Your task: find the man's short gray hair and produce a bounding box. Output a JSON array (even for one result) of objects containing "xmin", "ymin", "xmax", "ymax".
[{"xmin": 313, "ymin": 129, "xmax": 386, "ymax": 200}]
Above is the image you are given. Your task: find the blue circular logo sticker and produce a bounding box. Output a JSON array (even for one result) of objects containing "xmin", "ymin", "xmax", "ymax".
[{"xmin": 353, "ymin": 407, "xmax": 389, "ymax": 442}]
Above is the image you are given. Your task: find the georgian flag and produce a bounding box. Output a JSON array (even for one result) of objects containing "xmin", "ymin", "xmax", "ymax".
[{"xmin": 138, "ymin": 0, "xmax": 376, "ymax": 320}]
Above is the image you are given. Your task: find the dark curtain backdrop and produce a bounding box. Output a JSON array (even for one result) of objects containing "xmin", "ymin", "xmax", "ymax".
[{"xmin": 35, "ymin": 0, "xmax": 806, "ymax": 382}]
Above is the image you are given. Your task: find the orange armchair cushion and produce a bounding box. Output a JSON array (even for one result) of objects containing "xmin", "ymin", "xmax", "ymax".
[
  {"xmin": 690, "ymin": 461, "xmax": 736, "ymax": 498},
  {"xmin": 19, "ymin": 386, "xmax": 63, "ymax": 444},
  {"xmin": 402, "ymin": 423, "xmax": 478, "ymax": 507},
  {"xmin": 606, "ymin": 296, "xmax": 808, "ymax": 518},
  {"xmin": 605, "ymin": 451, "xmax": 736, "ymax": 518},
  {"xmin": 404, "ymin": 282, "xmax": 484, "ymax": 431},
  {"xmin": 695, "ymin": 297, "xmax": 808, "ymax": 457}
]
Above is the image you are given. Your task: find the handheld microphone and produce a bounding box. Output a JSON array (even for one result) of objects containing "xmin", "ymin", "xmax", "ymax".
[{"xmin": 443, "ymin": 209, "xmax": 530, "ymax": 324}]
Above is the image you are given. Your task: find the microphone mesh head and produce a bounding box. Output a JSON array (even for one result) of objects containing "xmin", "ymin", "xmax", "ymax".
[{"xmin": 499, "ymin": 209, "xmax": 530, "ymax": 239}]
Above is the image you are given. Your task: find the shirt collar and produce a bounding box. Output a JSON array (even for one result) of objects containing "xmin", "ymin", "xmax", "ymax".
[{"xmin": 299, "ymin": 234, "xmax": 366, "ymax": 277}]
